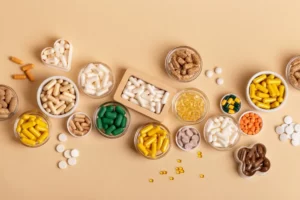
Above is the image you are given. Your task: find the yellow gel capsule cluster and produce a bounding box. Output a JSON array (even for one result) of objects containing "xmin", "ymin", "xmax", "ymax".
[
  {"xmin": 175, "ymin": 167, "xmax": 185, "ymax": 174},
  {"xmin": 175, "ymin": 91, "xmax": 205, "ymax": 122},
  {"xmin": 137, "ymin": 124, "xmax": 170, "ymax": 159},
  {"xmin": 16, "ymin": 114, "xmax": 49, "ymax": 147},
  {"xmin": 249, "ymin": 74, "xmax": 285, "ymax": 109}
]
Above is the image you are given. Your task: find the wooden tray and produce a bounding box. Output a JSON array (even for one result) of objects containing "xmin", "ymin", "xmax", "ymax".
[{"xmin": 113, "ymin": 69, "xmax": 176, "ymax": 122}]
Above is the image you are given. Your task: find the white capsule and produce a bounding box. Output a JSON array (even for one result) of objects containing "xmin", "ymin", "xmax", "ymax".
[
  {"xmin": 229, "ymin": 132, "xmax": 238, "ymax": 144},
  {"xmin": 216, "ymin": 132, "xmax": 227, "ymax": 140},
  {"xmin": 161, "ymin": 92, "xmax": 169, "ymax": 104},
  {"xmin": 137, "ymin": 79, "xmax": 145, "ymax": 85},
  {"xmin": 84, "ymin": 88, "xmax": 96, "ymax": 95},
  {"xmin": 212, "ymin": 141, "xmax": 223, "ymax": 147},
  {"xmin": 221, "ymin": 117, "xmax": 229, "ymax": 129},
  {"xmin": 155, "ymin": 93, "xmax": 163, "ymax": 99},
  {"xmin": 156, "ymin": 102, "xmax": 162, "ymax": 114},
  {"xmin": 96, "ymin": 88, "xmax": 109, "ymax": 96},
  {"xmin": 210, "ymin": 128, "xmax": 221, "ymax": 134},
  {"xmin": 123, "ymin": 90, "xmax": 135, "ymax": 98},
  {"xmin": 80, "ymin": 74, "xmax": 86, "ymax": 87},
  {"xmin": 84, "ymin": 63, "xmax": 95, "ymax": 73},
  {"xmin": 98, "ymin": 64, "xmax": 110, "ymax": 74},
  {"xmin": 147, "ymin": 84, "xmax": 156, "ymax": 95},
  {"xmin": 121, "ymin": 94, "xmax": 129, "ymax": 100},
  {"xmin": 41, "ymin": 55, "xmax": 47, "ymax": 60},
  {"xmin": 64, "ymin": 43, "xmax": 70, "ymax": 49},
  {"xmin": 127, "ymin": 81, "xmax": 132, "ymax": 86},
  {"xmin": 205, "ymin": 119, "xmax": 214, "ymax": 132},
  {"xmin": 155, "ymin": 90, "xmax": 165, "ymax": 95},
  {"xmin": 150, "ymin": 106, "xmax": 155, "ymax": 113},
  {"xmin": 44, "ymin": 48, "xmax": 55, "ymax": 55},
  {"xmin": 129, "ymin": 77, "xmax": 140, "ymax": 87},
  {"xmin": 60, "ymin": 55, "xmax": 67, "ymax": 67},
  {"xmin": 132, "ymin": 85, "xmax": 144, "ymax": 94},
  {"xmin": 46, "ymin": 57, "xmax": 59, "ymax": 65},
  {"xmin": 130, "ymin": 98, "xmax": 139, "ymax": 105},
  {"xmin": 59, "ymin": 46, "xmax": 65, "ymax": 54},
  {"xmin": 136, "ymin": 95, "xmax": 146, "ymax": 107},
  {"xmin": 127, "ymin": 85, "xmax": 136, "ymax": 91},
  {"xmin": 105, "ymin": 81, "xmax": 112, "ymax": 89},
  {"xmin": 208, "ymin": 134, "xmax": 213, "ymax": 143},
  {"xmin": 102, "ymin": 74, "xmax": 109, "ymax": 87},
  {"xmin": 292, "ymin": 139, "xmax": 300, "ymax": 146},
  {"xmin": 87, "ymin": 76, "xmax": 98, "ymax": 84}
]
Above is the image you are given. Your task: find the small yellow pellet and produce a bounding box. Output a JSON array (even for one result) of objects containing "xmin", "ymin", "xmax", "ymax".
[
  {"xmin": 149, "ymin": 179, "xmax": 154, "ymax": 183},
  {"xmin": 10, "ymin": 56, "xmax": 24, "ymax": 65},
  {"xmin": 253, "ymin": 74, "xmax": 267, "ymax": 83},
  {"xmin": 141, "ymin": 124, "xmax": 154, "ymax": 134},
  {"xmin": 197, "ymin": 151, "xmax": 202, "ymax": 155},
  {"xmin": 198, "ymin": 154, "xmax": 203, "ymax": 158},
  {"xmin": 179, "ymin": 167, "xmax": 183, "ymax": 170},
  {"xmin": 180, "ymin": 169, "xmax": 185, "ymax": 173},
  {"xmin": 256, "ymin": 92, "xmax": 270, "ymax": 98},
  {"xmin": 176, "ymin": 167, "xmax": 179, "ymax": 170},
  {"xmin": 177, "ymin": 159, "xmax": 182, "ymax": 163},
  {"xmin": 163, "ymin": 171, "xmax": 167, "ymax": 175},
  {"xmin": 199, "ymin": 174, "xmax": 205, "ymax": 178},
  {"xmin": 256, "ymin": 102, "xmax": 271, "ymax": 109},
  {"xmin": 221, "ymin": 99, "xmax": 227, "ymax": 106},
  {"xmin": 176, "ymin": 170, "xmax": 180, "ymax": 174},
  {"xmin": 262, "ymin": 97, "xmax": 276, "ymax": 104},
  {"xmin": 255, "ymin": 83, "xmax": 268, "ymax": 93},
  {"xmin": 159, "ymin": 171, "xmax": 164, "ymax": 175},
  {"xmin": 169, "ymin": 177, "xmax": 174, "ymax": 180}
]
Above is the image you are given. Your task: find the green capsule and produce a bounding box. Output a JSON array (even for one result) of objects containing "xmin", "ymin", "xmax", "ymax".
[
  {"xmin": 112, "ymin": 128, "xmax": 124, "ymax": 135},
  {"xmin": 224, "ymin": 95, "xmax": 230, "ymax": 100},
  {"xmin": 105, "ymin": 125, "xmax": 116, "ymax": 134},
  {"xmin": 234, "ymin": 106, "xmax": 240, "ymax": 112},
  {"xmin": 121, "ymin": 116, "xmax": 127, "ymax": 128},
  {"xmin": 96, "ymin": 118, "xmax": 103, "ymax": 129},
  {"xmin": 115, "ymin": 105, "xmax": 126, "ymax": 115},
  {"xmin": 222, "ymin": 106, "xmax": 229, "ymax": 113},
  {"xmin": 115, "ymin": 114, "xmax": 123, "ymax": 127},
  {"xmin": 106, "ymin": 105, "xmax": 114, "ymax": 112},
  {"xmin": 102, "ymin": 117, "xmax": 114, "ymax": 125},
  {"xmin": 234, "ymin": 102, "xmax": 240, "ymax": 108},
  {"xmin": 104, "ymin": 124, "xmax": 109, "ymax": 129},
  {"xmin": 98, "ymin": 106, "xmax": 107, "ymax": 118},
  {"xmin": 105, "ymin": 111, "xmax": 117, "ymax": 119}
]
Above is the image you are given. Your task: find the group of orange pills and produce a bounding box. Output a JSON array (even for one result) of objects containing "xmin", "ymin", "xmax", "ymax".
[
  {"xmin": 10, "ymin": 56, "xmax": 35, "ymax": 82},
  {"xmin": 239, "ymin": 112, "xmax": 263, "ymax": 135}
]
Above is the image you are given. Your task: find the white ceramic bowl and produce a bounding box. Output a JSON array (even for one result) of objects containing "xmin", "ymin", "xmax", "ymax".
[
  {"xmin": 246, "ymin": 71, "xmax": 288, "ymax": 112},
  {"xmin": 37, "ymin": 76, "xmax": 80, "ymax": 118}
]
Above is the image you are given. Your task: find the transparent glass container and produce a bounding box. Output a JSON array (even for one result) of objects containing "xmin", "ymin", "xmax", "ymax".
[
  {"xmin": 286, "ymin": 56, "xmax": 300, "ymax": 90},
  {"xmin": 0, "ymin": 84, "xmax": 19, "ymax": 121},
  {"xmin": 67, "ymin": 112, "xmax": 92, "ymax": 138}
]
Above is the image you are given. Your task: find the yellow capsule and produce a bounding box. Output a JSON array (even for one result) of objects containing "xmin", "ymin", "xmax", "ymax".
[
  {"xmin": 16, "ymin": 126, "xmax": 21, "ymax": 133},
  {"xmin": 221, "ymin": 99, "xmax": 227, "ymax": 106},
  {"xmin": 21, "ymin": 114, "xmax": 31, "ymax": 120},
  {"xmin": 147, "ymin": 126, "xmax": 160, "ymax": 136},
  {"xmin": 267, "ymin": 74, "xmax": 275, "ymax": 80},
  {"xmin": 161, "ymin": 138, "xmax": 169, "ymax": 153},
  {"xmin": 251, "ymin": 95, "xmax": 262, "ymax": 101},
  {"xmin": 253, "ymin": 74, "xmax": 267, "ymax": 84},
  {"xmin": 37, "ymin": 131, "xmax": 49, "ymax": 144},
  {"xmin": 256, "ymin": 92, "xmax": 269, "ymax": 98},
  {"xmin": 180, "ymin": 169, "xmax": 185, "ymax": 173},
  {"xmin": 179, "ymin": 167, "xmax": 183, "ymax": 170},
  {"xmin": 271, "ymin": 101, "xmax": 280, "ymax": 108},
  {"xmin": 261, "ymin": 81, "xmax": 267, "ymax": 88},
  {"xmin": 149, "ymin": 178, "xmax": 154, "ymax": 183},
  {"xmin": 176, "ymin": 167, "xmax": 179, "ymax": 170},
  {"xmin": 137, "ymin": 143, "xmax": 149, "ymax": 156},
  {"xmin": 177, "ymin": 159, "xmax": 182, "ymax": 163},
  {"xmin": 157, "ymin": 135, "xmax": 165, "ymax": 150},
  {"xmin": 176, "ymin": 170, "xmax": 180, "ymax": 174},
  {"xmin": 279, "ymin": 85, "xmax": 285, "ymax": 98},
  {"xmin": 21, "ymin": 121, "xmax": 36, "ymax": 129},
  {"xmin": 140, "ymin": 132, "xmax": 147, "ymax": 138},
  {"xmin": 227, "ymin": 98, "xmax": 234, "ymax": 104},
  {"xmin": 267, "ymin": 79, "xmax": 281, "ymax": 85},
  {"xmin": 277, "ymin": 97, "xmax": 284, "ymax": 103},
  {"xmin": 158, "ymin": 129, "xmax": 167, "ymax": 136},
  {"xmin": 144, "ymin": 135, "xmax": 157, "ymax": 147},
  {"xmin": 140, "ymin": 124, "xmax": 154, "ymax": 134},
  {"xmin": 262, "ymin": 97, "xmax": 276, "ymax": 104},
  {"xmin": 17, "ymin": 119, "xmax": 25, "ymax": 126},
  {"xmin": 169, "ymin": 176, "xmax": 174, "ymax": 180},
  {"xmin": 256, "ymin": 102, "xmax": 271, "ymax": 109},
  {"xmin": 20, "ymin": 133, "xmax": 28, "ymax": 139},
  {"xmin": 251, "ymin": 99, "xmax": 258, "ymax": 104},
  {"xmin": 197, "ymin": 151, "xmax": 202, "ymax": 155},
  {"xmin": 250, "ymin": 84, "xmax": 256, "ymax": 97},
  {"xmin": 138, "ymin": 136, "xmax": 144, "ymax": 144},
  {"xmin": 235, "ymin": 98, "xmax": 241, "ymax": 103},
  {"xmin": 228, "ymin": 105, "xmax": 234, "ymax": 110},
  {"xmin": 150, "ymin": 142, "xmax": 157, "ymax": 158},
  {"xmin": 198, "ymin": 154, "xmax": 203, "ymax": 158},
  {"xmin": 28, "ymin": 127, "xmax": 41, "ymax": 138},
  {"xmin": 228, "ymin": 109, "xmax": 235, "ymax": 114},
  {"xmin": 22, "ymin": 129, "xmax": 37, "ymax": 140},
  {"xmin": 20, "ymin": 137, "xmax": 36, "ymax": 146},
  {"xmin": 272, "ymin": 84, "xmax": 280, "ymax": 96},
  {"xmin": 267, "ymin": 84, "xmax": 276, "ymax": 97},
  {"xmin": 255, "ymin": 83, "xmax": 268, "ymax": 93},
  {"xmin": 35, "ymin": 119, "xmax": 48, "ymax": 128},
  {"xmin": 199, "ymin": 174, "xmax": 205, "ymax": 178}
]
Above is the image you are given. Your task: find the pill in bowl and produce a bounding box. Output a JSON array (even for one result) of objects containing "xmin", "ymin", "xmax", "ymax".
[
  {"xmin": 67, "ymin": 112, "xmax": 92, "ymax": 137},
  {"xmin": 220, "ymin": 93, "xmax": 241, "ymax": 115},
  {"xmin": 37, "ymin": 76, "xmax": 79, "ymax": 118},
  {"xmin": 246, "ymin": 71, "xmax": 288, "ymax": 112},
  {"xmin": 0, "ymin": 85, "xmax": 19, "ymax": 121},
  {"xmin": 175, "ymin": 126, "xmax": 200, "ymax": 151},
  {"xmin": 134, "ymin": 123, "xmax": 171, "ymax": 159},
  {"xmin": 204, "ymin": 115, "xmax": 240, "ymax": 150},
  {"xmin": 286, "ymin": 56, "xmax": 300, "ymax": 90},
  {"xmin": 78, "ymin": 62, "xmax": 115, "ymax": 98}
]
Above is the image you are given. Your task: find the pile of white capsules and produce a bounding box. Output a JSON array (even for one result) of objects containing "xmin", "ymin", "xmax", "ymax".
[
  {"xmin": 205, "ymin": 116, "xmax": 239, "ymax": 148},
  {"xmin": 121, "ymin": 76, "xmax": 169, "ymax": 114},
  {"xmin": 79, "ymin": 63, "xmax": 113, "ymax": 97}
]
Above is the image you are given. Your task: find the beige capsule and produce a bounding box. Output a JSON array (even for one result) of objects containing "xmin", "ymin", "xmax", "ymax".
[
  {"xmin": 56, "ymin": 104, "xmax": 67, "ymax": 114},
  {"xmin": 0, "ymin": 114, "xmax": 9, "ymax": 119},
  {"xmin": 53, "ymin": 83, "xmax": 61, "ymax": 97},
  {"xmin": 59, "ymin": 95, "xmax": 73, "ymax": 103},
  {"xmin": 54, "ymin": 101, "xmax": 66, "ymax": 109},
  {"xmin": 46, "ymin": 87, "xmax": 54, "ymax": 95},
  {"xmin": 0, "ymin": 100, "xmax": 8, "ymax": 108},
  {"xmin": 5, "ymin": 89, "xmax": 13, "ymax": 104},
  {"xmin": 43, "ymin": 79, "xmax": 57, "ymax": 91},
  {"xmin": 64, "ymin": 102, "xmax": 74, "ymax": 113},
  {"xmin": 75, "ymin": 114, "xmax": 85, "ymax": 118},
  {"xmin": 0, "ymin": 108, "xmax": 9, "ymax": 114},
  {"xmin": 75, "ymin": 121, "xmax": 83, "ymax": 131},
  {"xmin": 74, "ymin": 117, "xmax": 85, "ymax": 122},
  {"xmin": 69, "ymin": 120, "xmax": 77, "ymax": 130},
  {"xmin": 47, "ymin": 95, "xmax": 60, "ymax": 105},
  {"xmin": 63, "ymin": 91, "xmax": 76, "ymax": 99},
  {"xmin": 85, "ymin": 117, "xmax": 91, "ymax": 124},
  {"xmin": 8, "ymin": 97, "xmax": 17, "ymax": 112}
]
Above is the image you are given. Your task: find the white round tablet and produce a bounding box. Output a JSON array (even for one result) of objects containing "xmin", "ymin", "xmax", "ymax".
[
  {"xmin": 284, "ymin": 116, "xmax": 293, "ymax": 124},
  {"xmin": 71, "ymin": 149, "xmax": 79, "ymax": 158},
  {"xmin": 56, "ymin": 144, "xmax": 65, "ymax": 153},
  {"xmin": 285, "ymin": 125, "xmax": 294, "ymax": 135},
  {"xmin": 58, "ymin": 160, "xmax": 67, "ymax": 169},
  {"xmin": 67, "ymin": 158, "xmax": 77, "ymax": 166},
  {"xmin": 64, "ymin": 150, "xmax": 72, "ymax": 158},
  {"xmin": 216, "ymin": 78, "xmax": 224, "ymax": 85},
  {"xmin": 58, "ymin": 133, "xmax": 67, "ymax": 142},
  {"xmin": 205, "ymin": 70, "xmax": 213, "ymax": 78},
  {"xmin": 292, "ymin": 133, "xmax": 300, "ymax": 141},
  {"xmin": 295, "ymin": 124, "xmax": 300, "ymax": 132},
  {"xmin": 279, "ymin": 133, "xmax": 288, "ymax": 141},
  {"xmin": 214, "ymin": 67, "xmax": 222, "ymax": 74},
  {"xmin": 292, "ymin": 139, "xmax": 300, "ymax": 146},
  {"xmin": 275, "ymin": 126, "xmax": 284, "ymax": 134}
]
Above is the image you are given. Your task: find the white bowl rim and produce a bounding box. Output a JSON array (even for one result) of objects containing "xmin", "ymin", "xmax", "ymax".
[
  {"xmin": 246, "ymin": 71, "xmax": 288, "ymax": 112},
  {"xmin": 37, "ymin": 76, "xmax": 80, "ymax": 118}
]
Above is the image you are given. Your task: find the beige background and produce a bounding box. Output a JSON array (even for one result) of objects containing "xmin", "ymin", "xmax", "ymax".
[{"xmin": 0, "ymin": 0, "xmax": 299, "ymax": 199}]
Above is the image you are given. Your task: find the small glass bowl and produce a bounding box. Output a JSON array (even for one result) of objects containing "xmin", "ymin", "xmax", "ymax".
[
  {"xmin": 134, "ymin": 122, "xmax": 171, "ymax": 160},
  {"xmin": 238, "ymin": 111, "xmax": 263, "ymax": 136},
  {"xmin": 77, "ymin": 62, "xmax": 115, "ymax": 98},
  {"xmin": 220, "ymin": 93, "xmax": 242, "ymax": 115},
  {"xmin": 0, "ymin": 84, "xmax": 19, "ymax": 121},
  {"xmin": 172, "ymin": 88, "xmax": 210, "ymax": 125},
  {"xmin": 175, "ymin": 126, "xmax": 201, "ymax": 151},
  {"xmin": 13, "ymin": 110, "xmax": 51, "ymax": 148},
  {"xmin": 67, "ymin": 112, "xmax": 92, "ymax": 138},
  {"xmin": 286, "ymin": 56, "xmax": 300, "ymax": 90},
  {"xmin": 203, "ymin": 115, "xmax": 241, "ymax": 151},
  {"xmin": 93, "ymin": 101, "xmax": 130, "ymax": 139},
  {"xmin": 165, "ymin": 46, "xmax": 202, "ymax": 82}
]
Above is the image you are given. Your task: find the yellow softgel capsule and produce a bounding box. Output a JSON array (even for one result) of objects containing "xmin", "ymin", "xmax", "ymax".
[
  {"xmin": 37, "ymin": 131, "xmax": 49, "ymax": 144},
  {"xmin": 169, "ymin": 176, "xmax": 174, "ymax": 180},
  {"xmin": 35, "ymin": 119, "xmax": 48, "ymax": 128},
  {"xmin": 161, "ymin": 138, "xmax": 169, "ymax": 153},
  {"xmin": 149, "ymin": 179, "xmax": 154, "ymax": 183},
  {"xmin": 262, "ymin": 97, "xmax": 276, "ymax": 104},
  {"xmin": 256, "ymin": 92, "xmax": 269, "ymax": 98},
  {"xmin": 163, "ymin": 171, "xmax": 167, "ymax": 174},
  {"xmin": 255, "ymin": 84, "xmax": 268, "ymax": 93},
  {"xmin": 137, "ymin": 143, "xmax": 149, "ymax": 156},
  {"xmin": 147, "ymin": 126, "xmax": 160, "ymax": 136},
  {"xmin": 176, "ymin": 170, "xmax": 180, "ymax": 174},
  {"xmin": 21, "ymin": 121, "xmax": 36, "ymax": 129},
  {"xmin": 199, "ymin": 174, "xmax": 205, "ymax": 178},
  {"xmin": 279, "ymin": 85, "xmax": 285, "ymax": 98},
  {"xmin": 272, "ymin": 84, "xmax": 280, "ymax": 96},
  {"xmin": 253, "ymin": 74, "xmax": 267, "ymax": 84},
  {"xmin": 159, "ymin": 171, "xmax": 164, "ymax": 175},
  {"xmin": 150, "ymin": 142, "xmax": 157, "ymax": 158},
  {"xmin": 141, "ymin": 124, "xmax": 154, "ymax": 134},
  {"xmin": 177, "ymin": 159, "xmax": 182, "ymax": 163},
  {"xmin": 28, "ymin": 127, "xmax": 41, "ymax": 138},
  {"xmin": 271, "ymin": 101, "xmax": 280, "ymax": 108},
  {"xmin": 22, "ymin": 129, "xmax": 36, "ymax": 140},
  {"xmin": 144, "ymin": 135, "xmax": 157, "ymax": 147},
  {"xmin": 256, "ymin": 102, "xmax": 271, "ymax": 109},
  {"xmin": 21, "ymin": 137, "xmax": 36, "ymax": 146}
]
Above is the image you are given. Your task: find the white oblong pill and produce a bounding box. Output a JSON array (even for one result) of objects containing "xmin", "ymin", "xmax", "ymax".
[
  {"xmin": 71, "ymin": 149, "xmax": 80, "ymax": 158},
  {"xmin": 292, "ymin": 139, "xmax": 300, "ymax": 146},
  {"xmin": 275, "ymin": 126, "xmax": 284, "ymax": 134},
  {"xmin": 285, "ymin": 125, "xmax": 294, "ymax": 135},
  {"xmin": 284, "ymin": 116, "xmax": 293, "ymax": 124},
  {"xmin": 121, "ymin": 94, "xmax": 129, "ymax": 100},
  {"xmin": 56, "ymin": 144, "xmax": 65, "ymax": 153},
  {"xmin": 212, "ymin": 141, "xmax": 222, "ymax": 147},
  {"xmin": 161, "ymin": 92, "xmax": 169, "ymax": 104},
  {"xmin": 58, "ymin": 133, "xmax": 67, "ymax": 142},
  {"xmin": 214, "ymin": 67, "xmax": 222, "ymax": 74},
  {"xmin": 279, "ymin": 133, "xmax": 288, "ymax": 141},
  {"xmin": 98, "ymin": 64, "xmax": 110, "ymax": 74},
  {"xmin": 64, "ymin": 150, "xmax": 72, "ymax": 158},
  {"xmin": 216, "ymin": 78, "xmax": 224, "ymax": 85},
  {"xmin": 205, "ymin": 70, "xmax": 213, "ymax": 78},
  {"xmin": 129, "ymin": 98, "xmax": 139, "ymax": 105},
  {"xmin": 67, "ymin": 158, "xmax": 77, "ymax": 166},
  {"xmin": 58, "ymin": 160, "xmax": 67, "ymax": 169},
  {"xmin": 208, "ymin": 134, "xmax": 213, "ymax": 143}
]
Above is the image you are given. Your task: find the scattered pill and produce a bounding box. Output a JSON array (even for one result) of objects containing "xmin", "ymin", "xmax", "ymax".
[
  {"xmin": 12, "ymin": 74, "xmax": 27, "ymax": 80},
  {"xmin": 71, "ymin": 149, "xmax": 79, "ymax": 158},
  {"xmin": 149, "ymin": 179, "xmax": 154, "ymax": 183},
  {"xmin": 199, "ymin": 174, "xmax": 205, "ymax": 178},
  {"xmin": 169, "ymin": 176, "xmax": 174, "ymax": 180},
  {"xmin": 275, "ymin": 126, "xmax": 284, "ymax": 134},
  {"xmin": 214, "ymin": 67, "xmax": 222, "ymax": 74},
  {"xmin": 279, "ymin": 133, "xmax": 288, "ymax": 141},
  {"xmin": 58, "ymin": 133, "xmax": 67, "ymax": 142},
  {"xmin": 295, "ymin": 124, "xmax": 300, "ymax": 132},
  {"xmin": 292, "ymin": 139, "xmax": 300, "ymax": 146},
  {"xmin": 56, "ymin": 144, "xmax": 65, "ymax": 153},
  {"xmin": 67, "ymin": 158, "xmax": 77, "ymax": 166},
  {"xmin": 64, "ymin": 150, "xmax": 72, "ymax": 158},
  {"xmin": 10, "ymin": 56, "xmax": 23, "ymax": 65},
  {"xmin": 216, "ymin": 78, "xmax": 224, "ymax": 85},
  {"xmin": 177, "ymin": 159, "xmax": 182, "ymax": 163},
  {"xmin": 285, "ymin": 125, "xmax": 294, "ymax": 135},
  {"xmin": 205, "ymin": 70, "xmax": 213, "ymax": 78},
  {"xmin": 284, "ymin": 116, "xmax": 293, "ymax": 124},
  {"xmin": 58, "ymin": 160, "xmax": 68, "ymax": 169}
]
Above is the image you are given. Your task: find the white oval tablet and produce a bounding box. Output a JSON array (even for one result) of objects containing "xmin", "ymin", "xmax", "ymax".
[
  {"xmin": 216, "ymin": 78, "xmax": 224, "ymax": 85},
  {"xmin": 284, "ymin": 116, "xmax": 293, "ymax": 124},
  {"xmin": 275, "ymin": 126, "xmax": 284, "ymax": 134},
  {"xmin": 56, "ymin": 144, "xmax": 65, "ymax": 153},
  {"xmin": 67, "ymin": 158, "xmax": 77, "ymax": 166},
  {"xmin": 279, "ymin": 133, "xmax": 288, "ymax": 141},
  {"xmin": 205, "ymin": 70, "xmax": 213, "ymax": 78},
  {"xmin": 71, "ymin": 149, "xmax": 80, "ymax": 158},
  {"xmin": 214, "ymin": 67, "xmax": 222, "ymax": 74},
  {"xmin": 58, "ymin": 160, "xmax": 67, "ymax": 169},
  {"xmin": 58, "ymin": 133, "xmax": 67, "ymax": 142},
  {"xmin": 64, "ymin": 150, "xmax": 72, "ymax": 158}
]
